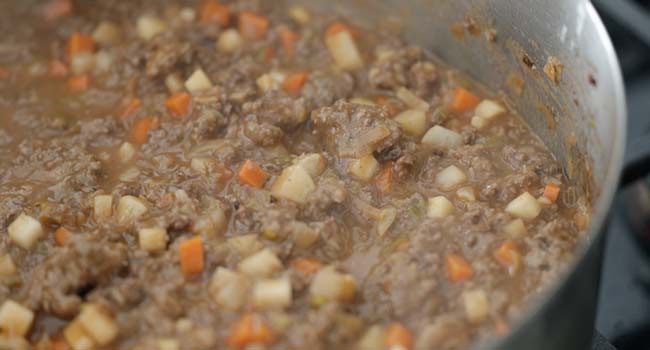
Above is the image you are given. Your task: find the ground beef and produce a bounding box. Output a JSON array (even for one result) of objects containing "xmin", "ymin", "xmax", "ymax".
[
  {"xmin": 145, "ymin": 33, "xmax": 194, "ymax": 77},
  {"xmin": 311, "ymin": 101, "xmax": 402, "ymax": 157},
  {"xmin": 301, "ymin": 69, "xmax": 355, "ymax": 109},
  {"xmin": 242, "ymin": 91, "xmax": 308, "ymax": 129}
]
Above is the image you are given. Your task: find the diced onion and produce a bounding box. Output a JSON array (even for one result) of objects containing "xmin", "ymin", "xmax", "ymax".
[
  {"xmin": 253, "ymin": 278, "xmax": 292, "ymax": 309},
  {"xmin": 427, "ymin": 196, "xmax": 454, "ymax": 219},
  {"xmin": 70, "ymin": 52, "xmax": 96, "ymax": 75},
  {"xmin": 435, "ymin": 165, "xmax": 467, "ymax": 191},
  {"xmin": 396, "ymin": 87, "xmax": 429, "ymax": 111},
  {"xmin": 349, "ymin": 97, "xmax": 375, "ymax": 106},
  {"xmin": 179, "ymin": 8, "xmax": 196, "ymax": 22},
  {"xmin": 93, "ymin": 194, "xmax": 113, "ymax": 221},
  {"xmin": 118, "ymin": 142, "xmax": 136, "ymax": 163},
  {"xmin": 93, "ymin": 51, "xmax": 114, "ymax": 74},
  {"xmin": 92, "ymin": 21, "xmax": 122, "ymax": 46},
  {"xmin": 7, "ymin": 213, "xmax": 44, "ymax": 250},
  {"xmin": 165, "ymin": 73, "xmax": 185, "ymax": 94},
  {"xmin": 0, "ymin": 300, "xmax": 34, "ymax": 337},
  {"xmin": 228, "ymin": 234, "xmax": 264, "ymax": 257},
  {"xmin": 217, "ymin": 29, "xmax": 243, "ymax": 53},
  {"xmin": 394, "ymin": 109, "xmax": 427, "ymax": 136},
  {"xmin": 505, "ymin": 192, "xmax": 542, "ymax": 220},
  {"xmin": 456, "ymin": 186, "xmax": 476, "ymax": 202},
  {"xmin": 271, "ymin": 165, "xmax": 316, "ymax": 204},
  {"xmin": 475, "ymin": 99, "xmax": 506, "ymax": 120},
  {"xmin": 137, "ymin": 15, "xmax": 167, "ymax": 41},
  {"xmin": 325, "ymin": 30, "xmax": 363, "ymax": 70},
  {"xmin": 116, "ymin": 195, "xmax": 148, "ymax": 226},
  {"xmin": 192, "ymin": 205, "xmax": 228, "ymax": 238},
  {"xmin": 256, "ymin": 71, "xmax": 286, "ymax": 92},
  {"xmin": 463, "ymin": 289, "xmax": 490, "ymax": 323},
  {"xmin": 138, "ymin": 227, "xmax": 168, "ymax": 253},
  {"xmin": 184, "ymin": 68, "xmax": 213, "ymax": 93},
  {"xmin": 348, "ymin": 154, "xmax": 380, "ymax": 181},
  {"xmin": 421, "ymin": 125, "xmax": 463, "ymax": 149},
  {"xmin": 238, "ymin": 249, "xmax": 282, "ymax": 279},
  {"xmin": 470, "ymin": 116, "xmax": 488, "ymax": 130}
]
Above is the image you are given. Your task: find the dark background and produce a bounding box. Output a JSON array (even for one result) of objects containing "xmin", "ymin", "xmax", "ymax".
[{"xmin": 592, "ymin": 0, "xmax": 650, "ymax": 349}]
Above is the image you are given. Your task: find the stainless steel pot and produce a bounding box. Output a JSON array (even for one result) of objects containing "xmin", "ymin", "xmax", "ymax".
[{"xmin": 293, "ymin": 0, "xmax": 626, "ymax": 349}]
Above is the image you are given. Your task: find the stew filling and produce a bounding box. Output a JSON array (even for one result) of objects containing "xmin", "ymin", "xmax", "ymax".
[{"xmin": 0, "ymin": 1, "xmax": 591, "ymax": 349}]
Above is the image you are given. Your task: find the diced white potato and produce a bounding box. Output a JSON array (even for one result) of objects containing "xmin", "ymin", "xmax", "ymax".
[
  {"xmin": 325, "ymin": 30, "xmax": 363, "ymax": 70},
  {"xmin": 470, "ymin": 116, "xmax": 488, "ymax": 130},
  {"xmin": 70, "ymin": 52, "xmax": 96, "ymax": 75},
  {"xmin": 396, "ymin": 87, "xmax": 429, "ymax": 111},
  {"xmin": 456, "ymin": 186, "xmax": 476, "ymax": 202},
  {"xmin": 0, "ymin": 254, "xmax": 17, "ymax": 277},
  {"xmin": 228, "ymin": 234, "xmax": 264, "ymax": 257},
  {"xmin": 64, "ymin": 319, "xmax": 95, "ymax": 350},
  {"xmin": 192, "ymin": 205, "xmax": 228, "ymax": 238},
  {"xmin": 435, "ymin": 165, "xmax": 467, "ymax": 191},
  {"xmin": 92, "ymin": 21, "xmax": 122, "ymax": 46},
  {"xmin": 505, "ymin": 192, "xmax": 542, "ymax": 220},
  {"xmin": 427, "ymin": 196, "xmax": 454, "ymax": 219},
  {"xmin": 165, "ymin": 73, "xmax": 185, "ymax": 94},
  {"xmin": 256, "ymin": 71, "xmax": 286, "ymax": 92},
  {"xmin": 137, "ymin": 15, "xmax": 167, "ymax": 41},
  {"xmin": 179, "ymin": 7, "xmax": 196, "ymax": 22},
  {"xmin": 138, "ymin": 227, "xmax": 168, "ymax": 253},
  {"xmin": 358, "ymin": 325, "xmax": 385, "ymax": 350},
  {"xmin": 394, "ymin": 109, "xmax": 427, "ymax": 136},
  {"xmin": 184, "ymin": 68, "xmax": 212, "ymax": 93},
  {"xmin": 253, "ymin": 278, "xmax": 292, "ymax": 309},
  {"xmin": 348, "ymin": 154, "xmax": 380, "ymax": 181},
  {"xmin": 310, "ymin": 266, "xmax": 356, "ymax": 302},
  {"xmin": 421, "ymin": 125, "xmax": 463, "ymax": 149},
  {"xmin": 349, "ymin": 97, "xmax": 375, "ymax": 106},
  {"xmin": 209, "ymin": 267, "xmax": 249, "ymax": 310},
  {"xmin": 293, "ymin": 153, "xmax": 326, "ymax": 177},
  {"xmin": 157, "ymin": 338, "xmax": 180, "ymax": 350},
  {"xmin": 118, "ymin": 142, "xmax": 136, "ymax": 163},
  {"xmin": 77, "ymin": 304, "xmax": 118, "ymax": 346},
  {"xmin": 271, "ymin": 165, "xmax": 316, "ymax": 203},
  {"xmin": 291, "ymin": 222, "xmax": 320, "ymax": 248},
  {"xmin": 0, "ymin": 300, "xmax": 34, "ymax": 336},
  {"xmin": 8, "ymin": 213, "xmax": 44, "ymax": 250},
  {"xmin": 93, "ymin": 194, "xmax": 113, "ymax": 221},
  {"xmin": 463, "ymin": 289, "xmax": 490, "ymax": 323},
  {"xmin": 0, "ymin": 335, "xmax": 29, "ymax": 350},
  {"xmin": 93, "ymin": 50, "xmax": 115, "ymax": 74},
  {"xmin": 238, "ymin": 249, "xmax": 282, "ymax": 278},
  {"xmin": 289, "ymin": 6, "xmax": 311, "ymax": 25},
  {"xmin": 217, "ymin": 29, "xmax": 243, "ymax": 53},
  {"xmin": 475, "ymin": 99, "xmax": 506, "ymax": 120},
  {"xmin": 504, "ymin": 219, "xmax": 527, "ymax": 238},
  {"xmin": 116, "ymin": 195, "xmax": 148, "ymax": 225}
]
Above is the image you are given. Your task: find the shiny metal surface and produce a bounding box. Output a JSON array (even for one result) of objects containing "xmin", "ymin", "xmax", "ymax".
[{"xmin": 292, "ymin": 0, "xmax": 627, "ymax": 349}]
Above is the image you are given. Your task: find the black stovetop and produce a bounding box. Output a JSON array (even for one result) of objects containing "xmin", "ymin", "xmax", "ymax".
[{"xmin": 593, "ymin": 1, "xmax": 650, "ymax": 350}]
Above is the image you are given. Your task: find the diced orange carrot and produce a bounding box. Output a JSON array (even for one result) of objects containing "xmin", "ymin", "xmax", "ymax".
[
  {"xmin": 291, "ymin": 258, "xmax": 324, "ymax": 275},
  {"xmin": 281, "ymin": 72, "xmax": 308, "ymax": 95},
  {"xmin": 494, "ymin": 240, "xmax": 521, "ymax": 274},
  {"xmin": 260, "ymin": 46, "xmax": 275, "ymax": 64},
  {"xmin": 384, "ymin": 323, "xmax": 414, "ymax": 350},
  {"xmin": 237, "ymin": 160, "xmax": 269, "ymax": 188},
  {"xmin": 131, "ymin": 116, "xmax": 160, "ymax": 144},
  {"xmin": 445, "ymin": 253, "xmax": 474, "ymax": 283},
  {"xmin": 239, "ymin": 11, "xmax": 269, "ymax": 41},
  {"xmin": 0, "ymin": 67, "xmax": 9, "ymax": 80},
  {"xmin": 375, "ymin": 163, "xmax": 393, "ymax": 194},
  {"xmin": 119, "ymin": 97, "xmax": 142, "ymax": 120},
  {"xmin": 66, "ymin": 32, "xmax": 95, "ymax": 58},
  {"xmin": 165, "ymin": 92, "xmax": 192, "ymax": 119},
  {"xmin": 543, "ymin": 183, "xmax": 561, "ymax": 202},
  {"xmin": 278, "ymin": 25, "xmax": 300, "ymax": 58},
  {"xmin": 325, "ymin": 21, "xmax": 357, "ymax": 38},
  {"xmin": 43, "ymin": 0, "xmax": 73, "ymax": 21},
  {"xmin": 227, "ymin": 313, "xmax": 274, "ymax": 348},
  {"xmin": 374, "ymin": 96, "xmax": 400, "ymax": 116},
  {"xmin": 54, "ymin": 227, "xmax": 71, "ymax": 246},
  {"xmin": 67, "ymin": 74, "xmax": 90, "ymax": 93},
  {"xmin": 48, "ymin": 59, "xmax": 69, "ymax": 78},
  {"xmin": 199, "ymin": 0, "xmax": 230, "ymax": 27},
  {"xmin": 179, "ymin": 237, "xmax": 204, "ymax": 277},
  {"xmin": 494, "ymin": 318, "xmax": 511, "ymax": 338},
  {"xmin": 448, "ymin": 87, "xmax": 480, "ymax": 114}
]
